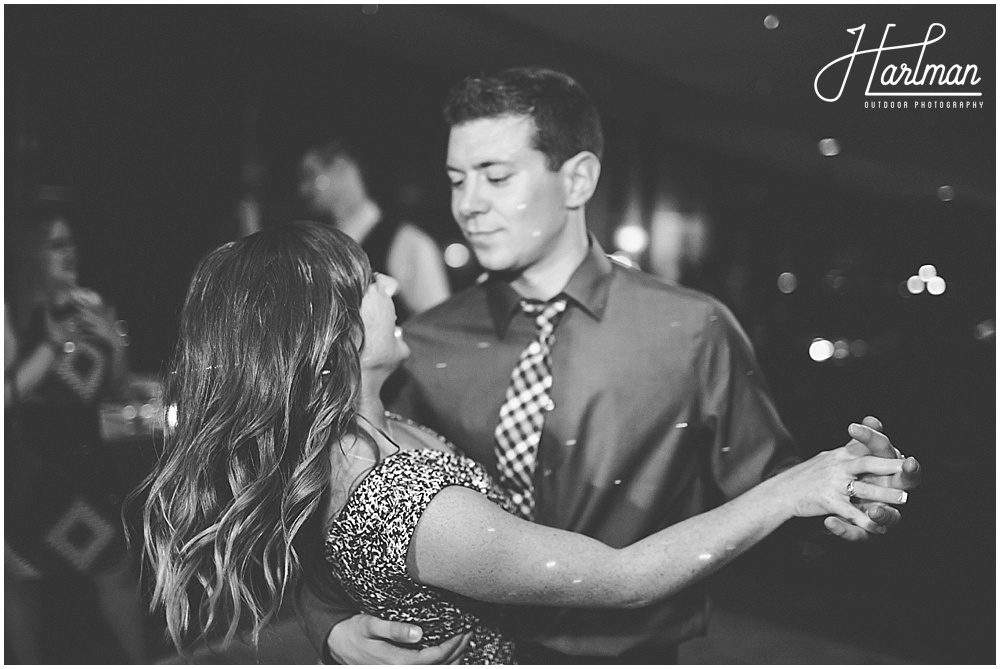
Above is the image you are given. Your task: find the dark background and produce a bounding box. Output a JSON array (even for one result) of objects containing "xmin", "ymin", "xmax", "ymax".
[{"xmin": 5, "ymin": 5, "xmax": 995, "ymax": 664}]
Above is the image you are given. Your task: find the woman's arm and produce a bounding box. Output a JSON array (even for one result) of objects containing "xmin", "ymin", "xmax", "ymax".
[
  {"xmin": 9, "ymin": 343, "xmax": 59, "ymax": 405},
  {"xmin": 75, "ymin": 294, "xmax": 129, "ymax": 397},
  {"xmin": 5, "ymin": 304, "xmax": 20, "ymax": 408},
  {"xmin": 410, "ymin": 446, "xmax": 907, "ymax": 609},
  {"xmin": 7, "ymin": 305, "xmax": 75, "ymax": 404}
]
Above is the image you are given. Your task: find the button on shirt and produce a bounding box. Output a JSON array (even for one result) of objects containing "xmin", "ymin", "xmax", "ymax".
[{"xmin": 392, "ymin": 236, "xmax": 800, "ymax": 656}]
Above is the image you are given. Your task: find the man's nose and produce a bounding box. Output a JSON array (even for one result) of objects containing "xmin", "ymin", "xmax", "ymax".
[{"xmin": 457, "ymin": 177, "xmax": 488, "ymax": 217}]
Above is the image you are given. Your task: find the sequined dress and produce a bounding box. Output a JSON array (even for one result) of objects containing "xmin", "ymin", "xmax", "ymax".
[{"xmin": 325, "ymin": 430, "xmax": 519, "ymax": 664}]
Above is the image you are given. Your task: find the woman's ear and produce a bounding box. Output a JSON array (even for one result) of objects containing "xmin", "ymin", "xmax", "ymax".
[{"xmin": 560, "ymin": 151, "xmax": 602, "ymax": 210}]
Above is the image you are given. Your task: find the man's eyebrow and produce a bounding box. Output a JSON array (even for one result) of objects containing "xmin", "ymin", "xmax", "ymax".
[{"xmin": 446, "ymin": 160, "xmax": 511, "ymax": 172}]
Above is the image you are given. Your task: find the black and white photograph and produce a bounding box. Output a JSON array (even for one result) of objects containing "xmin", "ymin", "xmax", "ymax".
[{"xmin": 4, "ymin": 5, "xmax": 994, "ymax": 665}]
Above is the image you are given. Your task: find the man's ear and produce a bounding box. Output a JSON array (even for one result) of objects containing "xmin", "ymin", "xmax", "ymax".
[{"xmin": 560, "ymin": 151, "xmax": 602, "ymax": 209}]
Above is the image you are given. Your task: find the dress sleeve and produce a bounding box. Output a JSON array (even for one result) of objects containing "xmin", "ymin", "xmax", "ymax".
[
  {"xmin": 328, "ymin": 451, "xmax": 479, "ymax": 592},
  {"xmin": 695, "ymin": 301, "xmax": 801, "ymax": 500},
  {"xmin": 379, "ymin": 452, "xmax": 473, "ymax": 574}
]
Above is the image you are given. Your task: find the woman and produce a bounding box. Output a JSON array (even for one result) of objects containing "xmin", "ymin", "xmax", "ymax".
[
  {"xmin": 142, "ymin": 222, "xmax": 907, "ymax": 663},
  {"xmin": 6, "ymin": 214, "xmax": 145, "ymax": 663}
]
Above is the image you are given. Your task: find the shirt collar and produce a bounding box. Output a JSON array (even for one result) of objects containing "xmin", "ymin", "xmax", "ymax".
[{"xmin": 485, "ymin": 234, "xmax": 613, "ymax": 338}]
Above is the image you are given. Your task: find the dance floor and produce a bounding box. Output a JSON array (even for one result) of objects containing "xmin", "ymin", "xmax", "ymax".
[{"xmin": 154, "ymin": 604, "xmax": 908, "ymax": 665}]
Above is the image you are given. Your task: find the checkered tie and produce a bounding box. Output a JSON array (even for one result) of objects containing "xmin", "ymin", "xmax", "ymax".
[{"xmin": 494, "ymin": 297, "xmax": 568, "ymax": 520}]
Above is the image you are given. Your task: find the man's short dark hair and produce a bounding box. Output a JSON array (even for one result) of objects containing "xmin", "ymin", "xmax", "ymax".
[
  {"xmin": 302, "ymin": 137, "xmax": 377, "ymax": 190},
  {"xmin": 443, "ymin": 66, "xmax": 604, "ymax": 171},
  {"xmin": 305, "ymin": 138, "xmax": 367, "ymax": 174}
]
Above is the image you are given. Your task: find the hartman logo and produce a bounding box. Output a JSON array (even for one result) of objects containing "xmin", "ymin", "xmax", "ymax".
[{"xmin": 815, "ymin": 23, "xmax": 983, "ymax": 105}]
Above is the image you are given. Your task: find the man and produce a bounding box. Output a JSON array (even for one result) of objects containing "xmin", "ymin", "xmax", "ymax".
[{"xmin": 299, "ymin": 66, "xmax": 920, "ymax": 663}]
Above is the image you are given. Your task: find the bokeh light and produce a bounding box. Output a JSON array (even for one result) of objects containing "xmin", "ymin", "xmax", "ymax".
[
  {"xmin": 818, "ymin": 138, "xmax": 840, "ymax": 157},
  {"xmin": 614, "ymin": 224, "xmax": 649, "ymax": 255},
  {"xmin": 936, "ymin": 185, "xmax": 955, "ymax": 202},
  {"xmin": 809, "ymin": 338, "xmax": 835, "ymax": 362},
  {"xmin": 926, "ymin": 276, "xmax": 946, "ymax": 295},
  {"xmin": 973, "ymin": 319, "xmax": 995, "ymax": 341},
  {"xmin": 763, "ymin": 14, "xmax": 779, "ymax": 29},
  {"xmin": 918, "ymin": 264, "xmax": 937, "ymax": 281},
  {"xmin": 443, "ymin": 242, "xmax": 471, "ymax": 268},
  {"xmin": 906, "ymin": 276, "xmax": 925, "ymax": 294},
  {"xmin": 777, "ymin": 272, "xmax": 797, "ymax": 294},
  {"xmin": 850, "ymin": 339, "xmax": 869, "ymax": 357}
]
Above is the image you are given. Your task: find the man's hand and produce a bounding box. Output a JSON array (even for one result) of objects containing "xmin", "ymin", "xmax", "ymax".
[
  {"xmin": 326, "ymin": 613, "xmax": 471, "ymax": 664},
  {"xmin": 824, "ymin": 416, "xmax": 922, "ymax": 542}
]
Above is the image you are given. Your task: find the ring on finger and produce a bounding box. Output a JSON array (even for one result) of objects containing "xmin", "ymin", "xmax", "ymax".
[{"xmin": 846, "ymin": 479, "xmax": 857, "ymax": 498}]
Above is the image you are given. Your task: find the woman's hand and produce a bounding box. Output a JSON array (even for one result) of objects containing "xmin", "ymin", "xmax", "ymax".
[
  {"xmin": 776, "ymin": 446, "xmax": 908, "ymax": 533},
  {"xmin": 44, "ymin": 308, "xmax": 77, "ymax": 349},
  {"xmin": 76, "ymin": 305, "xmax": 120, "ymax": 348},
  {"xmin": 71, "ymin": 291, "xmax": 123, "ymax": 351}
]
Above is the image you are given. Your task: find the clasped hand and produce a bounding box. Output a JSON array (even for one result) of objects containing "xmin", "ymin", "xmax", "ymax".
[
  {"xmin": 819, "ymin": 416, "xmax": 921, "ymax": 541},
  {"xmin": 45, "ymin": 292, "xmax": 121, "ymax": 351}
]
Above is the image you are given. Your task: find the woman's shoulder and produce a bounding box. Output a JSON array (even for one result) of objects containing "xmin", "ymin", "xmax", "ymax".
[
  {"xmin": 334, "ymin": 447, "xmax": 493, "ymax": 522},
  {"xmin": 386, "ymin": 412, "xmax": 456, "ymax": 454},
  {"xmin": 326, "ymin": 448, "xmax": 489, "ymax": 549},
  {"xmin": 370, "ymin": 448, "xmax": 486, "ymax": 494}
]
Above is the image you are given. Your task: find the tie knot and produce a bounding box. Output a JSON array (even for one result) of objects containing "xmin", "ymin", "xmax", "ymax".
[{"xmin": 520, "ymin": 297, "xmax": 567, "ymax": 329}]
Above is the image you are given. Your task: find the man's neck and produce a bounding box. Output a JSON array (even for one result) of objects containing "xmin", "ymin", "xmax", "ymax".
[
  {"xmin": 336, "ymin": 198, "xmax": 381, "ymax": 243},
  {"xmin": 510, "ymin": 223, "xmax": 589, "ymax": 301}
]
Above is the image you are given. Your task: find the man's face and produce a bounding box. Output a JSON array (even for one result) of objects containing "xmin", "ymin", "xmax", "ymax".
[
  {"xmin": 299, "ymin": 153, "xmax": 361, "ymax": 214},
  {"xmin": 446, "ymin": 115, "xmax": 571, "ymax": 275}
]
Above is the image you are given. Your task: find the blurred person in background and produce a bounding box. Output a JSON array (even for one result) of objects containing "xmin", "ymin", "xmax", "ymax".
[
  {"xmin": 4, "ymin": 212, "xmax": 146, "ymax": 663},
  {"xmin": 299, "ymin": 138, "xmax": 451, "ymax": 320}
]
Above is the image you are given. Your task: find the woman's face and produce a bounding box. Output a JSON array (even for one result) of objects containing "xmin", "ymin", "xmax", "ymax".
[
  {"xmin": 42, "ymin": 219, "xmax": 78, "ymax": 290},
  {"xmin": 359, "ymin": 272, "xmax": 409, "ymax": 372}
]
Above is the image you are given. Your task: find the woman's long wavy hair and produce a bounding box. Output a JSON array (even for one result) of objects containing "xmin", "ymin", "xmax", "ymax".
[{"xmin": 140, "ymin": 221, "xmax": 372, "ymax": 651}]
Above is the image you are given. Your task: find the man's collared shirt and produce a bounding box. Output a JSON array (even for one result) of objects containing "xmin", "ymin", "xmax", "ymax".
[{"xmin": 393, "ymin": 236, "xmax": 799, "ymax": 655}]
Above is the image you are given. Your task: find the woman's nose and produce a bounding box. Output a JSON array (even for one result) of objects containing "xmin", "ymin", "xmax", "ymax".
[{"xmin": 379, "ymin": 273, "xmax": 400, "ymax": 297}]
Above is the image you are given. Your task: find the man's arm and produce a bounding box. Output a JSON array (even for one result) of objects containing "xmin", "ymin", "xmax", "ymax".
[
  {"xmin": 293, "ymin": 580, "xmax": 358, "ymax": 661},
  {"xmin": 697, "ymin": 302, "xmax": 801, "ymax": 497},
  {"xmin": 295, "ymin": 558, "xmax": 470, "ymax": 664},
  {"xmin": 695, "ymin": 303, "xmax": 919, "ymax": 539}
]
